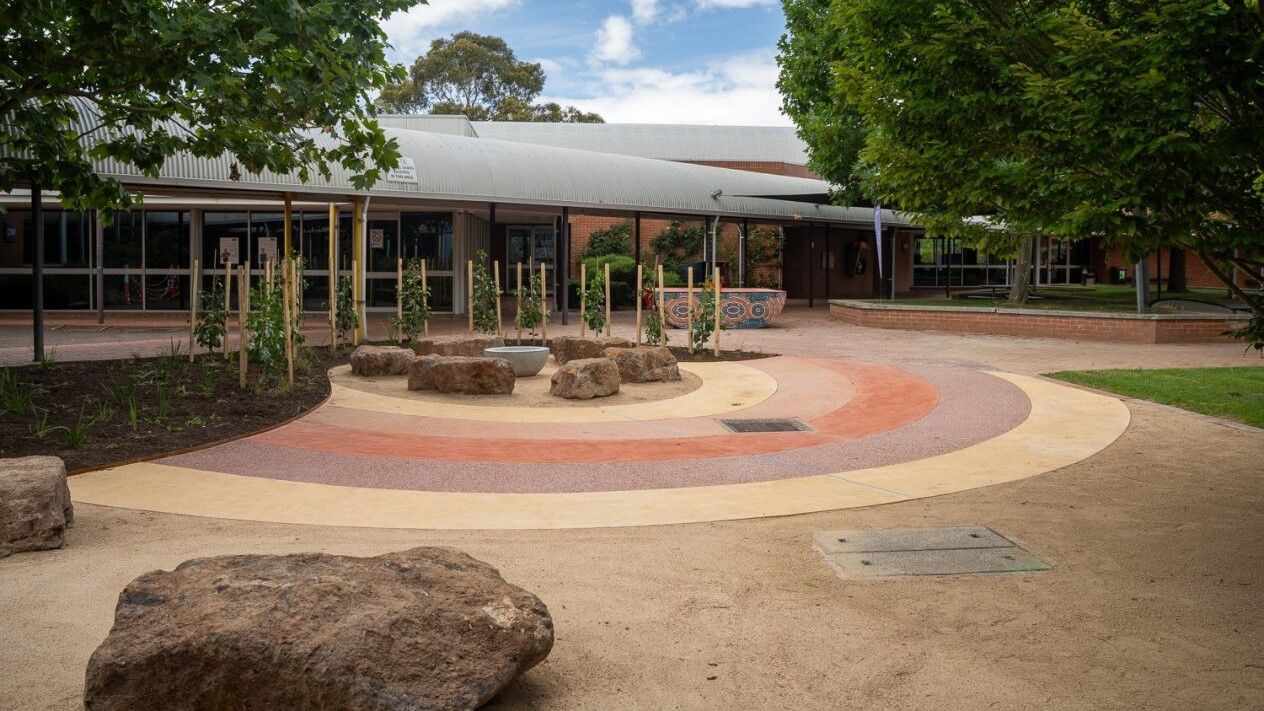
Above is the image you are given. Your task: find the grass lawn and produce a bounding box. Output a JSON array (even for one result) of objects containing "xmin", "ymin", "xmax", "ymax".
[
  {"xmin": 1047, "ymin": 366, "xmax": 1264, "ymax": 428},
  {"xmin": 879, "ymin": 285, "xmax": 1238, "ymax": 313}
]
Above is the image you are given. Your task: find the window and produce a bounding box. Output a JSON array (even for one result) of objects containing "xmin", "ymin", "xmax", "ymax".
[{"xmin": 400, "ymin": 212, "xmax": 453, "ymax": 271}]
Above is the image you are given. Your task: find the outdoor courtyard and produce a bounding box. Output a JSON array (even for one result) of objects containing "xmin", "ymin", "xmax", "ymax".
[{"xmin": 1, "ymin": 307, "xmax": 1261, "ymax": 709}]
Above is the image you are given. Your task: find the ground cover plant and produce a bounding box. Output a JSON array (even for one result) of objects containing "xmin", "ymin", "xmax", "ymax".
[
  {"xmin": 0, "ymin": 345, "xmax": 347, "ymax": 472},
  {"xmin": 1048, "ymin": 367, "xmax": 1264, "ymax": 428}
]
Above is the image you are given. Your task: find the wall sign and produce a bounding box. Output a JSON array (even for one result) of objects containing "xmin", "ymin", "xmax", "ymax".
[
  {"xmin": 369, "ymin": 228, "xmax": 385, "ymax": 249},
  {"xmin": 385, "ymin": 157, "xmax": 417, "ymax": 184},
  {"xmin": 218, "ymin": 237, "xmax": 239, "ymax": 264},
  {"xmin": 258, "ymin": 236, "xmax": 278, "ymax": 263}
]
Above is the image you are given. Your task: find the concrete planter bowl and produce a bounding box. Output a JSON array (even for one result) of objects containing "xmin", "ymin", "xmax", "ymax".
[{"xmin": 484, "ymin": 346, "xmax": 550, "ymax": 377}]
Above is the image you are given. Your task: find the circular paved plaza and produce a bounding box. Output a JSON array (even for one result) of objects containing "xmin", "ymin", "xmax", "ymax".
[{"xmin": 69, "ymin": 346, "xmax": 1130, "ymax": 528}]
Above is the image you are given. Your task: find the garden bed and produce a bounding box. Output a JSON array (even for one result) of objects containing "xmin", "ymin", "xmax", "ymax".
[
  {"xmin": 0, "ymin": 347, "xmax": 347, "ymax": 473},
  {"xmin": 669, "ymin": 346, "xmax": 775, "ymax": 362}
]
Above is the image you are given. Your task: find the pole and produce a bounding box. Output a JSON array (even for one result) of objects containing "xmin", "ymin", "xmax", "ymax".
[
  {"xmin": 238, "ymin": 263, "xmax": 249, "ymax": 387},
  {"xmin": 740, "ymin": 218, "xmax": 749, "ymax": 287},
  {"xmin": 687, "ymin": 265, "xmax": 694, "ymax": 354},
  {"xmin": 516, "ymin": 262, "xmax": 523, "ymax": 344},
  {"xmin": 560, "ymin": 206, "xmax": 570, "ymax": 325},
  {"xmin": 396, "ymin": 256, "xmax": 403, "ymax": 339},
  {"xmin": 657, "ymin": 263, "xmax": 665, "ymax": 344},
  {"xmin": 328, "ymin": 203, "xmax": 337, "ymax": 349},
  {"xmin": 188, "ymin": 258, "xmax": 199, "ymax": 361},
  {"xmin": 635, "ymin": 263, "xmax": 643, "ymax": 345},
  {"xmin": 634, "ymin": 212, "xmax": 642, "ymax": 271},
  {"xmin": 540, "ymin": 261, "xmax": 548, "ymax": 344},
  {"xmin": 467, "ymin": 259, "xmax": 474, "ymax": 332},
  {"xmin": 421, "ymin": 258, "xmax": 429, "ymax": 337},
  {"xmin": 713, "ymin": 266, "xmax": 721, "ymax": 357},
  {"xmin": 351, "ymin": 257, "xmax": 360, "ymax": 345},
  {"xmin": 283, "ymin": 192, "xmax": 292, "ymax": 255},
  {"xmin": 493, "ymin": 259, "xmax": 503, "ymax": 337},
  {"xmin": 94, "ymin": 209, "xmax": 104, "ymax": 325},
  {"xmin": 31, "ymin": 184, "xmax": 44, "ymax": 362},
  {"xmin": 352, "ymin": 196, "xmax": 365, "ymax": 343},
  {"xmin": 604, "ymin": 261, "xmax": 611, "ymax": 337},
  {"xmin": 580, "ymin": 262, "xmax": 587, "ymax": 338},
  {"xmin": 224, "ymin": 257, "xmax": 234, "ymax": 360},
  {"xmin": 283, "ymin": 257, "xmax": 294, "ymax": 387},
  {"xmin": 807, "ymin": 234, "xmax": 815, "ymax": 309}
]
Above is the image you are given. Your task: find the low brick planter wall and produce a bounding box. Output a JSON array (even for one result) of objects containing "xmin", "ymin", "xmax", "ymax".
[{"xmin": 829, "ymin": 300, "xmax": 1249, "ymax": 344}]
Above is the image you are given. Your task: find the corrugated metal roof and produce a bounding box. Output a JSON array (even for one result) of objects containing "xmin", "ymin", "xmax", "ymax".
[
  {"xmin": 375, "ymin": 114, "xmax": 477, "ymax": 137},
  {"xmin": 7, "ymin": 99, "xmax": 906, "ymax": 226},
  {"xmin": 468, "ymin": 121, "xmax": 811, "ymax": 165}
]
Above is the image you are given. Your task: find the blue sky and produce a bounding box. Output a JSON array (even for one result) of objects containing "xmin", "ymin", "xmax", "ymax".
[{"xmin": 381, "ymin": 0, "xmax": 792, "ymax": 125}]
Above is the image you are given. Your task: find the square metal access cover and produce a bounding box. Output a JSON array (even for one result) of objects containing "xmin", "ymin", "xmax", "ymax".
[
  {"xmin": 814, "ymin": 526, "xmax": 1051, "ymax": 578},
  {"xmin": 718, "ymin": 418, "xmax": 813, "ymax": 433}
]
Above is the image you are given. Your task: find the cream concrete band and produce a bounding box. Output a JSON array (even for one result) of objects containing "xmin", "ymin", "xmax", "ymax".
[
  {"xmin": 325, "ymin": 361, "xmax": 779, "ymax": 423},
  {"xmin": 69, "ymin": 373, "xmax": 1130, "ymax": 530}
]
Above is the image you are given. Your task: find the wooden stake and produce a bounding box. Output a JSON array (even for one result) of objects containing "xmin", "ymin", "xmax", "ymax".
[
  {"xmin": 714, "ymin": 266, "xmax": 721, "ymax": 357},
  {"xmin": 516, "ymin": 261, "xmax": 523, "ymax": 344},
  {"xmin": 467, "ymin": 259, "xmax": 474, "ymax": 333},
  {"xmin": 604, "ymin": 262, "xmax": 611, "ymax": 337},
  {"xmin": 421, "ymin": 259, "xmax": 429, "ymax": 337},
  {"xmin": 238, "ymin": 263, "xmax": 249, "ymax": 387},
  {"xmin": 493, "ymin": 260, "xmax": 503, "ymax": 337},
  {"xmin": 580, "ymin": 262, "xmax": 587, "ymax": 338},
  {"xmin": 656, "ymin": 262, "xmax": 665, "ymax": 345},
  {"xmin": 540, "ymin": 262, "xmax": 548, "ymax": 345},
  {"xmin": 351, "ymin": 257, "xmax": 360, "ymax": 346},
  {"xmin": 395, "ymin": 257, "xmax": 403, "ymax": 337},
  {"xmin": 224, "ymin": 261, "xmax": 233, "ymax": 361},
  {"xmin": 687, "ymin": 265, "xmax": 694, "ymax": 354},
  {"xmin": 188, "ymin": 258, "xmax": 199, "ymax": 362},
  {"xmin": 635, "ymin": 263, "xmax": 643, "ymax": 345},
  {"xmin": 283, "ymin": 257, "xmax": 294, "ymax": 387}
]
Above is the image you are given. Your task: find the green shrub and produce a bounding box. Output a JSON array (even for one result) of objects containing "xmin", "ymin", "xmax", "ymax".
[
  {"xmin": 582, "ymin": 270, "xmax": 607, "ymax": 332},
  {"xmin": 334, "ymin": 274, "xmax": 358, "ymax": 343},
  {"xmin": 470, "ymin": 250, "xmax": 500, "ymax": 335},
  {"xmin": 650, "ymin": 221, "xmax": 704, "ymax": 273},
  {"xmin": 391, "ymin": 258, "xmax": 431, "ymax": 343},
  {"xmin": 515, "ymin": 270, "xmax": 547, "ymax": 338},
  {"xmin": 193, "ymin": 274, "xmax": 227, "ymax": 354},
  {"xmin": 583, "ymin": 222, "xmax": 632, "ymax": 258}
]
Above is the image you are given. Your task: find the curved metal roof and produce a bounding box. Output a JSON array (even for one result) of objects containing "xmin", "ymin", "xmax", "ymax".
[{"xmin": 26, "ymin": 99, "xmax": 907, "ymax": 226}]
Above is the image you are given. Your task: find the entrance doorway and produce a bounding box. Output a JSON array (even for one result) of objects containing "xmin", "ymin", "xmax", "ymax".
[{"xmin": 504, "ymin": 225, "xmax": 555, "ymax": 291}]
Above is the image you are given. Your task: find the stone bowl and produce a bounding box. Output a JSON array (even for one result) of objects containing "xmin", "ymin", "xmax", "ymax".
[{"xmin": 484, "ymin": 346, "xmax": 550, "ymax": 377}]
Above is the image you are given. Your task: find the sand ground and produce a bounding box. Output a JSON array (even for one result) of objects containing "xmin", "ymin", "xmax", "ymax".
[{"xmin": 1, "ymin": 397, "xmax": 1261, "ymax": 709}]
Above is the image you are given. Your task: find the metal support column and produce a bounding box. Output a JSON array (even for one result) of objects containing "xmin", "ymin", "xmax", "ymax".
[
  {"xmin": 740, "ymin": 218, "xmax": 749, "ymax": 287},
  {"xmin": 95, "ymin": 209, "xmax": 105, "ymax": 324},
  {"xmin": 352, "ymin": 196, "xmax": 365, "ymax": 341},
  {"xmin": 634, "ymin": 212, "xmax": 641, "ymax": 271},
  {"xmin": 283, "ymin": 192, "xmax": 293, "ymax": 255},
  {"xmin": 559, "ymin": 206, "xmax": 570, "ymax": 325},
  {"xmin": 807, "ymin": 232, "xmax": 815, "ymax": 308},
  {"xmin": 824, "ymin": 223, "xmax": 831, "ymax": 300}
]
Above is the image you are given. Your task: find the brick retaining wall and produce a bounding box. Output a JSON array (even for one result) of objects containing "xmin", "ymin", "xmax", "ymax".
[{"xmin": 829, "ymin": 300, "xmax": 1249, "ymax": 344}]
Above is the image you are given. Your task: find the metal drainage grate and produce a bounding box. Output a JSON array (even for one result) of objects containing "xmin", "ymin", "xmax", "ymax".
[
  {"xmin": 719, "ymin": 418, "xmax": 813, "ymax": 433},
  {"xmin": 813, "ymin": 526, "xmax": 1051, "ymax": 578}
]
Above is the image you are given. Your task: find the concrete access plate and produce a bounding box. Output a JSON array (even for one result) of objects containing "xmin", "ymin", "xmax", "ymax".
[{"xmin": 814, "ymin": 526, "xmax": 1051, "ymax": 578}]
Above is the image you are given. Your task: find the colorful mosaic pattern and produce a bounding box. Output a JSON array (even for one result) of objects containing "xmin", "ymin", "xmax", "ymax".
[{"xmin": 661, "ymin": 288, "xmax": 787, "ymax": 329}]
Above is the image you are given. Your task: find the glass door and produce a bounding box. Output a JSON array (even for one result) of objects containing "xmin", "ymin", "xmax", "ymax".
[{"xmin": 505, "ymin": 225, "xmax": 555, "ymax": 293}]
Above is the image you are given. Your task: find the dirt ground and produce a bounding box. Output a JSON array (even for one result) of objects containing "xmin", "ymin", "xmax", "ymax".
[{"xmin": 2, "ymin": 397, "xmax": 1261, "ymax": 710}]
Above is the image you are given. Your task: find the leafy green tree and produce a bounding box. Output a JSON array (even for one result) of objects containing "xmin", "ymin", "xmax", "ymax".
[
  {"xmin": 2, "ymin": 0, "xmax": 416, "ymax": 211},
  {"xmin": 193, "ymin": 275, "xmax": 227, "ymax": 355},
  {"xmin": 391, "ymin": 259, "xmax": 431, "ymax": 343},
  {"xmin": 583, "ymin": 222, "xmax": 633, "ymax": 258},
  {"xmin": 378, "ymin": 32, "xmax": 604, "ymax": 123},
  {"xmin": 515, "ymin": 270, "xmax": 547, "ymax": 341},
  {"xmin": 582, "ymin": 271, "xmax": 607, "ymax": 333},
  {"xmin": 334, "ymin": 275, "xmax": 359, "ymax": 345},
  {"xmin": 470, "ymin": 250, "xmax": 500, "ymax": 335},
  {"xmin": 689, "ymin": 278, "xmax": 723, "ymax": 352},
  {"xmin": 779, "ymin": 0, "xmax": 1263, "ymax": 325}
]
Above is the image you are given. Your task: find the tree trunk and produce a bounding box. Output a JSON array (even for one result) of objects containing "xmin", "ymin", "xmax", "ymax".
[
  {"xmin": 1167, "ymin": 246, "xmax": 1187, "ymax": 292},
  {"xmin": 1008, "ymin": 234, "xmax": 1034, "ymax": 305}
]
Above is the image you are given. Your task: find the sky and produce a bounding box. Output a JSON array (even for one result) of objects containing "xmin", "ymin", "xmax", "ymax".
[{"xmin": 380, "ymin": 0, "xmax": 792, "ymax": 126}]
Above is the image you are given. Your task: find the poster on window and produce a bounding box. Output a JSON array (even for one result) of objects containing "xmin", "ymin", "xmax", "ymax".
[
  {"xmin": 258, "ymin": 236, "xmax": 278, "ymax": 263},
  {"xmin": 370, "ymin": 228, "xmax": 385, "ymax": 249},
  {"xmin": 218, "ymin": 237, "xmax": 239, "ymax": 265}
]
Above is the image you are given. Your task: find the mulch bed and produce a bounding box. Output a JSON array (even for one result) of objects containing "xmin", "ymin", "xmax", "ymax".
[
  {"xmin": 0, "ymin": 347, "xmax": 350, "ymax": 473},
  {"xmin": 669, "ymin": 346, "xmax": 776, "ymax": 362}
]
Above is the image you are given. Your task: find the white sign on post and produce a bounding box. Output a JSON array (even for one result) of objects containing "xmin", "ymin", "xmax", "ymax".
[
  {"xmin": 258, "ymin": 236, "xmax": 278, "ymax": 263},
  {"xmin": 218, "ymin": 237, "xmax": 239, "ymax": 265},
  {"xmin": 386, "ymin": 157, "xmax": 417, "ymax": 184}
]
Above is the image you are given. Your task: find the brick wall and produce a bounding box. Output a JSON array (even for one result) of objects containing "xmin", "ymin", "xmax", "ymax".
[
  {"xmin": 829, "ymin": 300, "xmax": 1246, "ymax": 344},
  {"xmin": 1099, "ymin": 244, "xmax": 1257, "ymax": 290}
]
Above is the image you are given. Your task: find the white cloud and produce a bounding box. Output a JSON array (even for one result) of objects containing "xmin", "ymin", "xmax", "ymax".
[
  {"xmin": 630, "ymin": 0, "xmax": 659, "ymax": 23},
  {"xmin": 544, "ymin": 51, "xmax": 790, "ymax": 125},
  {"xmin": 695, "ymin": 0, "xmax": 776, "ymax": 8},
  {"xmin": 591, "ymin": 16, "xmax": 640, "ymax": 65},
  {"xmin": 382, "ymin": 0, "xmax": 518, "ymax": 59}
]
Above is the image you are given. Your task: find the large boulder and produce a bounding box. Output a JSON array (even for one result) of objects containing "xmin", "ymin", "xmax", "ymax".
[
  {"xmin": 603, "ymin": 346, "xmax": 681, "ymax": 383},
  {"xmin": 1, "ymin": 456, "xmax": 73, "ymax": 559},
  {"xmin": 84, "ymin": 547, "xmax": 554, "ymax": 710},
  {"xmin": 427, "ymin": 356, "xmax": 516, "ymax": 395},
  {"xmin": 548, "ymin": 335, "xmax": 633, "ymax": 365},
  {"xmin": 406, "ymin": 354, "xmax": 442, "ymax": 391},
  {"xmin": 550, "ymin": 357, "xmax": 621, "ymax": 400},
  {"xmin": 349, "ymin": 345, "xmax": 414, "ymax": 376},
  {"xmin": 412, "ymin": 335, "xmax": 506, "ymax": 358}
]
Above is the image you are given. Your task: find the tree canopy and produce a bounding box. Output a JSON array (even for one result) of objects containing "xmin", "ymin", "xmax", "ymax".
[
  {"xmin": 1, "ymin": 0, "xmax": 420, "ymax": 211},
  {"xmin": 778, "ymin": 0, "xmax": 1263, "ymax": 322},
  {"xmin": 377, "ymin": 32, "xmax": 604, "ymax": 123}
]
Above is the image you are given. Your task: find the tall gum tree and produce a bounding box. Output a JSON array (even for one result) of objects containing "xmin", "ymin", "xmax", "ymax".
[{"xmin": 779, "ymin": 0, "xmax": 1263, "ymax": 332}]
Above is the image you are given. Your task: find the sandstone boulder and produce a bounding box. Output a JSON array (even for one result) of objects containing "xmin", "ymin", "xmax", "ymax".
[
  {"xmin": 84, "ymin": 547, "xmax": 553, "ymax": 710},
  {"xmin": 550, "ymin": 357, "xmax": 621, "ymax": 399},
  {"xmin": 349, "ymin": 345, "xmax": 414, "ymax": 376},
  {"xmin": 603, "ymin": 345, "xmax": 681, "ymax": 383},
  {"xmin": 1, "ymin": 456, "xmax": 73, "ymax": 559},
  {"xmin": 412, "ymin": 335, "xmax": 506, "ymax": 358},
  {"xmin": 548, "ymin": 335, "xmax": 634, "ymax": 364},
  {"xmin": 406, "ymin": 354, "xmax": 443, "ymax": 390},
  {"xmin": 427, "ymin": 356, "xmax": 516, "ymax": 395}
]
